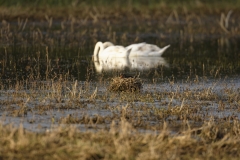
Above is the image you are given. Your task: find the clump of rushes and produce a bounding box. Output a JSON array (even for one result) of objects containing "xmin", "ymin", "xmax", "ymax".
[{"xmin": 108, "ymin": 76, "xmax": 142, "ymax": 92}]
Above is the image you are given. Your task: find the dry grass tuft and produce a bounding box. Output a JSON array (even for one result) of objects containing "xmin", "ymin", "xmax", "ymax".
[
  {"xmin": 1, "ymin": 119, "xmax": 240, "ymax": 159},
  {"xmin": 108, "ymin": 77, "xmax": 142, "ymax": 92}
]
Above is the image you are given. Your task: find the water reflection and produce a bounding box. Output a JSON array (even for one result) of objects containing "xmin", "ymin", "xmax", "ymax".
[
  {"xmin": 93, "ymin": 56, "xmax": 130, "ymax": 73},
  {"xmin": 93, "ymin": 56, "xmax": 169, "ymax": 73},
  {"xmin": 128, "ymin": 57, "xmax": 169, "ymax": 71}
]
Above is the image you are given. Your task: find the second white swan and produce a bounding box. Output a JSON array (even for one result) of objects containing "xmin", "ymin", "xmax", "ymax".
[{"xmin": 126, "ymin": 42, "xmax": 170, "ymax": 57}]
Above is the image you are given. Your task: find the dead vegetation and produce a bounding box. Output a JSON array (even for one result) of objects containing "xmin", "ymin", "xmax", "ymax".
[
  {"xmin": 108, "ymin": 77, "xmax": 142, "ymax": 92},
  {"xmin": 0, "ymin": 1, "xmax": 240, "ymax": 159},
  {"xmin": 1, "ymin": 117, "xmax": 240, "ymax": 159},
  {"xmin": 0, "ymin": 62, "xmax": 240, "ymax": 159}
]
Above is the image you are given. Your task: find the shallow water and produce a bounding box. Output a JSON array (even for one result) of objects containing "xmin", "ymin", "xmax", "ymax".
[
  {"xmin": 0, "ymin": 17, "xmax": 240, "ymax": 132},
  {"xmin": 0, "ymin": 76, "xmax": 239, "ymax": 132}
]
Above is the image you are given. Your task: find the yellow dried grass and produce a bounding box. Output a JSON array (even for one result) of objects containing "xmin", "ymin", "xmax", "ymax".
[{"xmin": 108, "ymin": 77, "xmax": 142, "ymax": 92}]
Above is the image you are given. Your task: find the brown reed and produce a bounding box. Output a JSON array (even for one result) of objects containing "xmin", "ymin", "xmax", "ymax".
[{"xmin": 108, "ymin": 77, "xmax": 142, "ymax": 92}]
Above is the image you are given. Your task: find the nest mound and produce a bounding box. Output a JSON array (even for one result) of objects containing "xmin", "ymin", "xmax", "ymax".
[{"xmin": 108, "ymin": 77, "xmax": 142, "ymax": 92}]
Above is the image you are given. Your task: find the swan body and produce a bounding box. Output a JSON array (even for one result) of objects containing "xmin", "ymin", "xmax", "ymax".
[
  {"xmin": 126, "ymin": 42, "xmax": 170, "ymax": 57},
  {"xmin": 93, "ymin": 41, "xmax": 130, "ymax": 58},
  {"xmin": 102, "ymin": 41, "xmax": 114, "ymax": 48},
  {"xmin": 92, "ymin": 41, "xmax": 169, "ymax": 73}
]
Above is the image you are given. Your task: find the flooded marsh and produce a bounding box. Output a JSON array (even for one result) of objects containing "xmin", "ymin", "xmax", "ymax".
[{"xmin": 1, "ymin": 2, "xmax": 240, "ymax": 159}]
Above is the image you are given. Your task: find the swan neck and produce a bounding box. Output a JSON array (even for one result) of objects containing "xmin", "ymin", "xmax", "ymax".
[{"xmin": 93, "ymin": 42, "xmax": 104, "ymax": 57}]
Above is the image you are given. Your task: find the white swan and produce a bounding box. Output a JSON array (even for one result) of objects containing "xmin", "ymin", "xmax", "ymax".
[
  {"xmin": 93, "ymin": 41, "xmax": 131, "ymax": 58},
  {"xmin": 102, "ymin": 41, "xmax": 114, "ymax": 48},
  {"xmin": 126, "ymin": 42, "xmax": 170, "ymax": 57},
  {"xmin": 93, "ymin": 41, "xmax": 113, "ymax": 57}
]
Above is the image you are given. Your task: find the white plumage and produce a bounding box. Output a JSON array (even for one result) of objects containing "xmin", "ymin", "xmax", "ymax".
[
  {"xmin": 126, "ymin": 42, "xmax": 170, "ymax": 57},
  {"xmin": 93, "ymin": 41, "xmax": 131, "ymax": 58}
]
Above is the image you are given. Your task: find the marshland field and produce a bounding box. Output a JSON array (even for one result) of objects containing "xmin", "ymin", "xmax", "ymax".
[{"xmin": 1, "ymin": 0, "xmax": 240, "ymax": 159}]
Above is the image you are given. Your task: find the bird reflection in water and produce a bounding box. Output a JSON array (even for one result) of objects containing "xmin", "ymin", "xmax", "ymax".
[{"xmin": 93, "ymin": 56, "xmax": 169, "ymax": 73}]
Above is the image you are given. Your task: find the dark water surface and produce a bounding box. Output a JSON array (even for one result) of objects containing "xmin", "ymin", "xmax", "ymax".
[
  {"xmin": 0, "ymin": 18, "xmax": 239, "ymax": 82},
  {"xmin": 1, "ymin": 36, "xmax": 239, "ymax": 83}
]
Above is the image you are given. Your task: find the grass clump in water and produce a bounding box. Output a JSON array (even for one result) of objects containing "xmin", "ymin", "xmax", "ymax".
[{"xmin": 108, "ymin": 76, "xmax": 142, "ymax": 92}]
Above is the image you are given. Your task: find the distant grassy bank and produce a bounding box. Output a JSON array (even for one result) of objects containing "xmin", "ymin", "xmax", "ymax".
[
  {"xmin": 0, "ymin": 0, "xmax": 240, "ymax": 19},
  {"xmin": 0, "ymin": 0, "xmax": 240, "ymax": 8}
]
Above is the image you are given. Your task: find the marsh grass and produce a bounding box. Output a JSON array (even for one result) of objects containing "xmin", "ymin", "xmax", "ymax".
[
  {"xmin": 108, "ymin": 77, "xmax": 142, "ymax": 92},
  {"xmin": 0, "ymin": 60, "xmax": 240, "ymax": 159},
  {"xmin": 0, "ymin": 1, "xmax": 240, "ymax": 159},
  {"xmin": 1, "ymin": 117, "xmax": 240, "ymax": 159},
  {"xmin": 1, "ymin": 3, "xmax": 240, "ymax": 83}
]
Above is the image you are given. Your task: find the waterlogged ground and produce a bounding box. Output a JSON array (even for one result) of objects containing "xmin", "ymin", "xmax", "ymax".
[
  {"xmin": 0, "ymin": 75, "xmax": 240, "ymax": 133},
  {"xmin": 1, "ymin": 3, "xmax": 240, "ymax": 159},
  {"xmin": 0, "ymin": 7, "xmax": 240, "ymax": 134}
]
